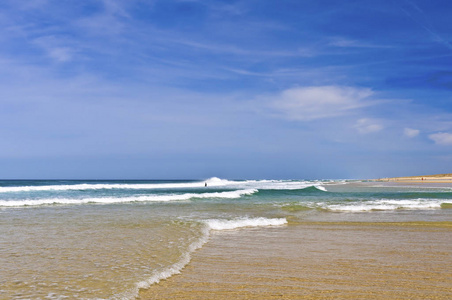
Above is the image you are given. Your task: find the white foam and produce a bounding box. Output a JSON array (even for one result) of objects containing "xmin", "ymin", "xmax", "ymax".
[
  {"xmin": 225, "ymin": 180, "xmax": 329, "ymax": 191},
  {"xmin": 130, "ymin": 226, "xmax": 210, "ymax": 299},
  {"xmin": 324, "ymin": 199, "xmax": 444, "ymax": 212},
  {"xmin": 0, "ymin": 178, "xmax": 235, "ymax": 193},
  {"xmin": 315, "ymin": 185, "xmax": 327, "ymax": 191},
  {"xmin": 132, "ymin": 216, "xmax": 287, "ymax": 298},
  {"xmin": 0, "ymin": 178, "xmax": 331, "ymax": 193},
  {"xmin": 205, "ymin": 177, "xmax": 231, "ymax": 186},
  {"xmin": 0, "ymin": 189, "xmax": 258, "ymax": 207},
  {"xmin": 195, "ymin": 189, "xmax": 257, "ymax": 199},
  {"xmin": 204, "ymin": 217, "xmax": 288, "ymax": 231}
]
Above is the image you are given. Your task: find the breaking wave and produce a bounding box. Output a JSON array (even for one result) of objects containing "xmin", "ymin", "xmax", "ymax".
[
  {"xmin": 0, "ymin": 178, "xmax": 328, "ymax": 193},
  {"xmin": 0, "ymin": 189, "xmax": 257, "ymax": 207},
  {"xmin": 323, "ymin": 199, "xmax": 445, "ymax": 212}
]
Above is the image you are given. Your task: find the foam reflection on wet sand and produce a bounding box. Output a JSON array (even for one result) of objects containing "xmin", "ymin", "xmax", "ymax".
[{"xmin": 139, "ymin": 222, "xmax": 452, "ymax": 299}]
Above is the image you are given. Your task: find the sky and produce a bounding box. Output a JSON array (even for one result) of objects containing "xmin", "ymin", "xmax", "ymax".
[{"xmin": 0, "ymin": 0, "xmax": 451, "ymax": 179}]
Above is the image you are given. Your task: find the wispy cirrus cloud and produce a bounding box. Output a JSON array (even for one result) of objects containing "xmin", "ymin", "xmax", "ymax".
[
  {"xmin": 401, "ymin": 0, "xmax": 452, "ymax": 51},
  {"xmin": 328, "ymin": 37, "xmax": 393, "ymax": 49},
  {"xmin": 269, "ymin": 86, "xmax": 376, "ymax": 121}
]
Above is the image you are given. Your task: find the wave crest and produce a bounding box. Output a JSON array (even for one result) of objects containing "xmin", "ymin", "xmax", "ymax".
[
  {"xmin": 0, "ymin": 189, "xmax": 258, "ymax": 207},
  {"xmin": 0, "ymin": 179, "xmax": 330, "ymax": 193},
  {"xmin": 324, "ymin": 199, "xmax": 444, "ymax": 212},
  {"xmin": 204, "ymin": 217, "xmax": 288, "ymax": 231}
]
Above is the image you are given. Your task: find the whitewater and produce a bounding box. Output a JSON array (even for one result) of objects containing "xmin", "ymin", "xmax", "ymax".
[{"xmin": 0, "ymin": 178, "xmax": 451, "ymax": 299}]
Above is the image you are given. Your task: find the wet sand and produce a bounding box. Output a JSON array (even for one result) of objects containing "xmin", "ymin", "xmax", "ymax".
[{"xmin": 139, "ymin": 222, "xmax": 452, "ymax": 299}]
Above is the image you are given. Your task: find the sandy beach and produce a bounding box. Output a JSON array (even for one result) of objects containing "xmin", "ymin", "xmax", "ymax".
[
  {"xmin": 2, "ymin": 179, "xmax": 451, "ymax": 299},
  {"xmin": 139, "ymin": 222, "xmax": 452, "ymax": 299},
  {"xmin": 375, "ymin": 173, "xmax": 452, "ymax": 183}
]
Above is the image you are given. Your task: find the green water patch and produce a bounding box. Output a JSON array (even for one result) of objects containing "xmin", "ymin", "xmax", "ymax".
[
  {"xmin": 337, "ymin": 191, "xmax": 452, "ymax": 201},
  {"xmin": 441, "ymin": 203, "xmax": 452, "ymax": 209},
  {"xmin": 280, "ymin": 204, "xmax": 313, "ymax": 212},
  {"xmin": 257, "ymin": 186, "xmax": 327, "ymax": 197},
  {"xmin": 398, "ymin": 192, "xmax": 452, "ymax": 199}
]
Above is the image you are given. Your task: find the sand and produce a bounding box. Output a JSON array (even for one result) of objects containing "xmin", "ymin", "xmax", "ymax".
[
  {"xmin": 139, "ymin": 222, "xmax": 452, "ymax": 299},
  {"xmin": 376, "ymin": 173, "xmax": 452, "ymax": 183}
]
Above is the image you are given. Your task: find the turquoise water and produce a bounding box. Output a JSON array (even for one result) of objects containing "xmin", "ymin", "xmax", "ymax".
[{"xmin": 0, "ymin": 178, "xmax": 451, "ymax": 299}]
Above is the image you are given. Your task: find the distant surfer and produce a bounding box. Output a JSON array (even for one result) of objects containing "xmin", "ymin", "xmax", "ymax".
[{"xmin": 205, "ymin": 182, "xmax": 207, "ymax": 187}]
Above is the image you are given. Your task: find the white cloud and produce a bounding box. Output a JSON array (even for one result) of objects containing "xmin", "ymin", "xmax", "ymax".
[
  {"xmin": 404, "ymin": 127, "xmax": 420, "ymax": 138},
  {"xmin": 271, "ymin": 86, "xmax": 374, "ymax": 121},
  {"xmin": 429, "ymin": 132, "xmax": 452, "ymax": 145},
  {"xmin": 354, "ymin": 118, "xmax": 383, "ymax": 134}
]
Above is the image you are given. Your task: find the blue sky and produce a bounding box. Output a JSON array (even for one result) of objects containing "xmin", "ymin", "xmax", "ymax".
[{"xmin": 0, "ymin": 0, "xmax": 451, "ymax": 179}]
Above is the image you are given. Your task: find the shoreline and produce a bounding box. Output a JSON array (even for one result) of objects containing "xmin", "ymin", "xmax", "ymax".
[
  {"xmin": 375, "ymin": 179, "xmax": 452, "ymax": 183},
  {"xmin": 373, "ymin": 173, "xmax": 452, "ymax": 183},
  {"xmin": 138, "ymin": 222, "xmax": 452, "ymax": 299}
]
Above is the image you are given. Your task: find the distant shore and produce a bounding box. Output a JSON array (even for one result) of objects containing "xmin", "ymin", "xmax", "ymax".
[{"xmin": 374, "ymin": 173, "xmax": 452, "ymax": 183}]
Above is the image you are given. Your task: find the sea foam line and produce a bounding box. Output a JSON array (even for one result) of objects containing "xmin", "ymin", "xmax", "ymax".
[
  {"xmin": 131, "ymin": 217, "xmax": 287, "ymax": 299},
  {"xmin": 323, "ymin": 198, "xmax": 445, "ymax": 212},
  {"xmin": 0, "ymin": 177, "xmax": 232, "ymax": 193},
  {"xmin": 0, "ymin": 189, "xmax": 258, "ymax": 207},
  {"xmin": 0, "ymin": 178, "xmax": 331, "ymax": 193},
  {"xmin": 133, "ymin": 225, "xmax": 210, "ymax": 294},
  {"xmin": 228, "ymin": 179, "xmax": 328, "ymax": 191},
  {"xmin": 204, "ymin": 217, "xmax": 288, "ymax": 230}
]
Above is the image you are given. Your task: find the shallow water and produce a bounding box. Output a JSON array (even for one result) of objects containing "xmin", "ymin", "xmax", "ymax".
[
  {"xmin": 141, "ymin": 223, "xmax": 452, "ymax": 299},
  {"xmin": 0, "ymin": 178, "xmax": 451, "ymax": 299}
]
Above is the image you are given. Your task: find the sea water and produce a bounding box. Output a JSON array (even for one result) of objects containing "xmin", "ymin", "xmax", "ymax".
[{"xmin": 0, "ymin": 178, "xmax": 451, "ymax": 299}]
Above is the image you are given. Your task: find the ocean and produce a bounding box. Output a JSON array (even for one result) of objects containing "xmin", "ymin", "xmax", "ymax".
[{"xmin": 1, "ymin": 178, "xmax": 451, "ymax": 299}]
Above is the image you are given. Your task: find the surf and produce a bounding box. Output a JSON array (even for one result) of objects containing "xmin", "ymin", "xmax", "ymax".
[{"xmin": 0, "ymin": 189, "xmax": 258, "ymax": 207}]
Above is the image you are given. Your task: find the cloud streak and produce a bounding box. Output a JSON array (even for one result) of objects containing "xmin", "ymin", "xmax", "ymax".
[
  {"xmin": 269, "ymin": 86, "xmax": 375, "ymax": 121},
  {"xmin": 401, "ymin": 0, "xmax": 452, "ymax": 51}
]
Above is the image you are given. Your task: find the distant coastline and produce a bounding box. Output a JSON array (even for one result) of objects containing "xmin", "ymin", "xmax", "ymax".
[{"xmin": 375, "ymin": 173, "xmax": 452, "ymax": 183}]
